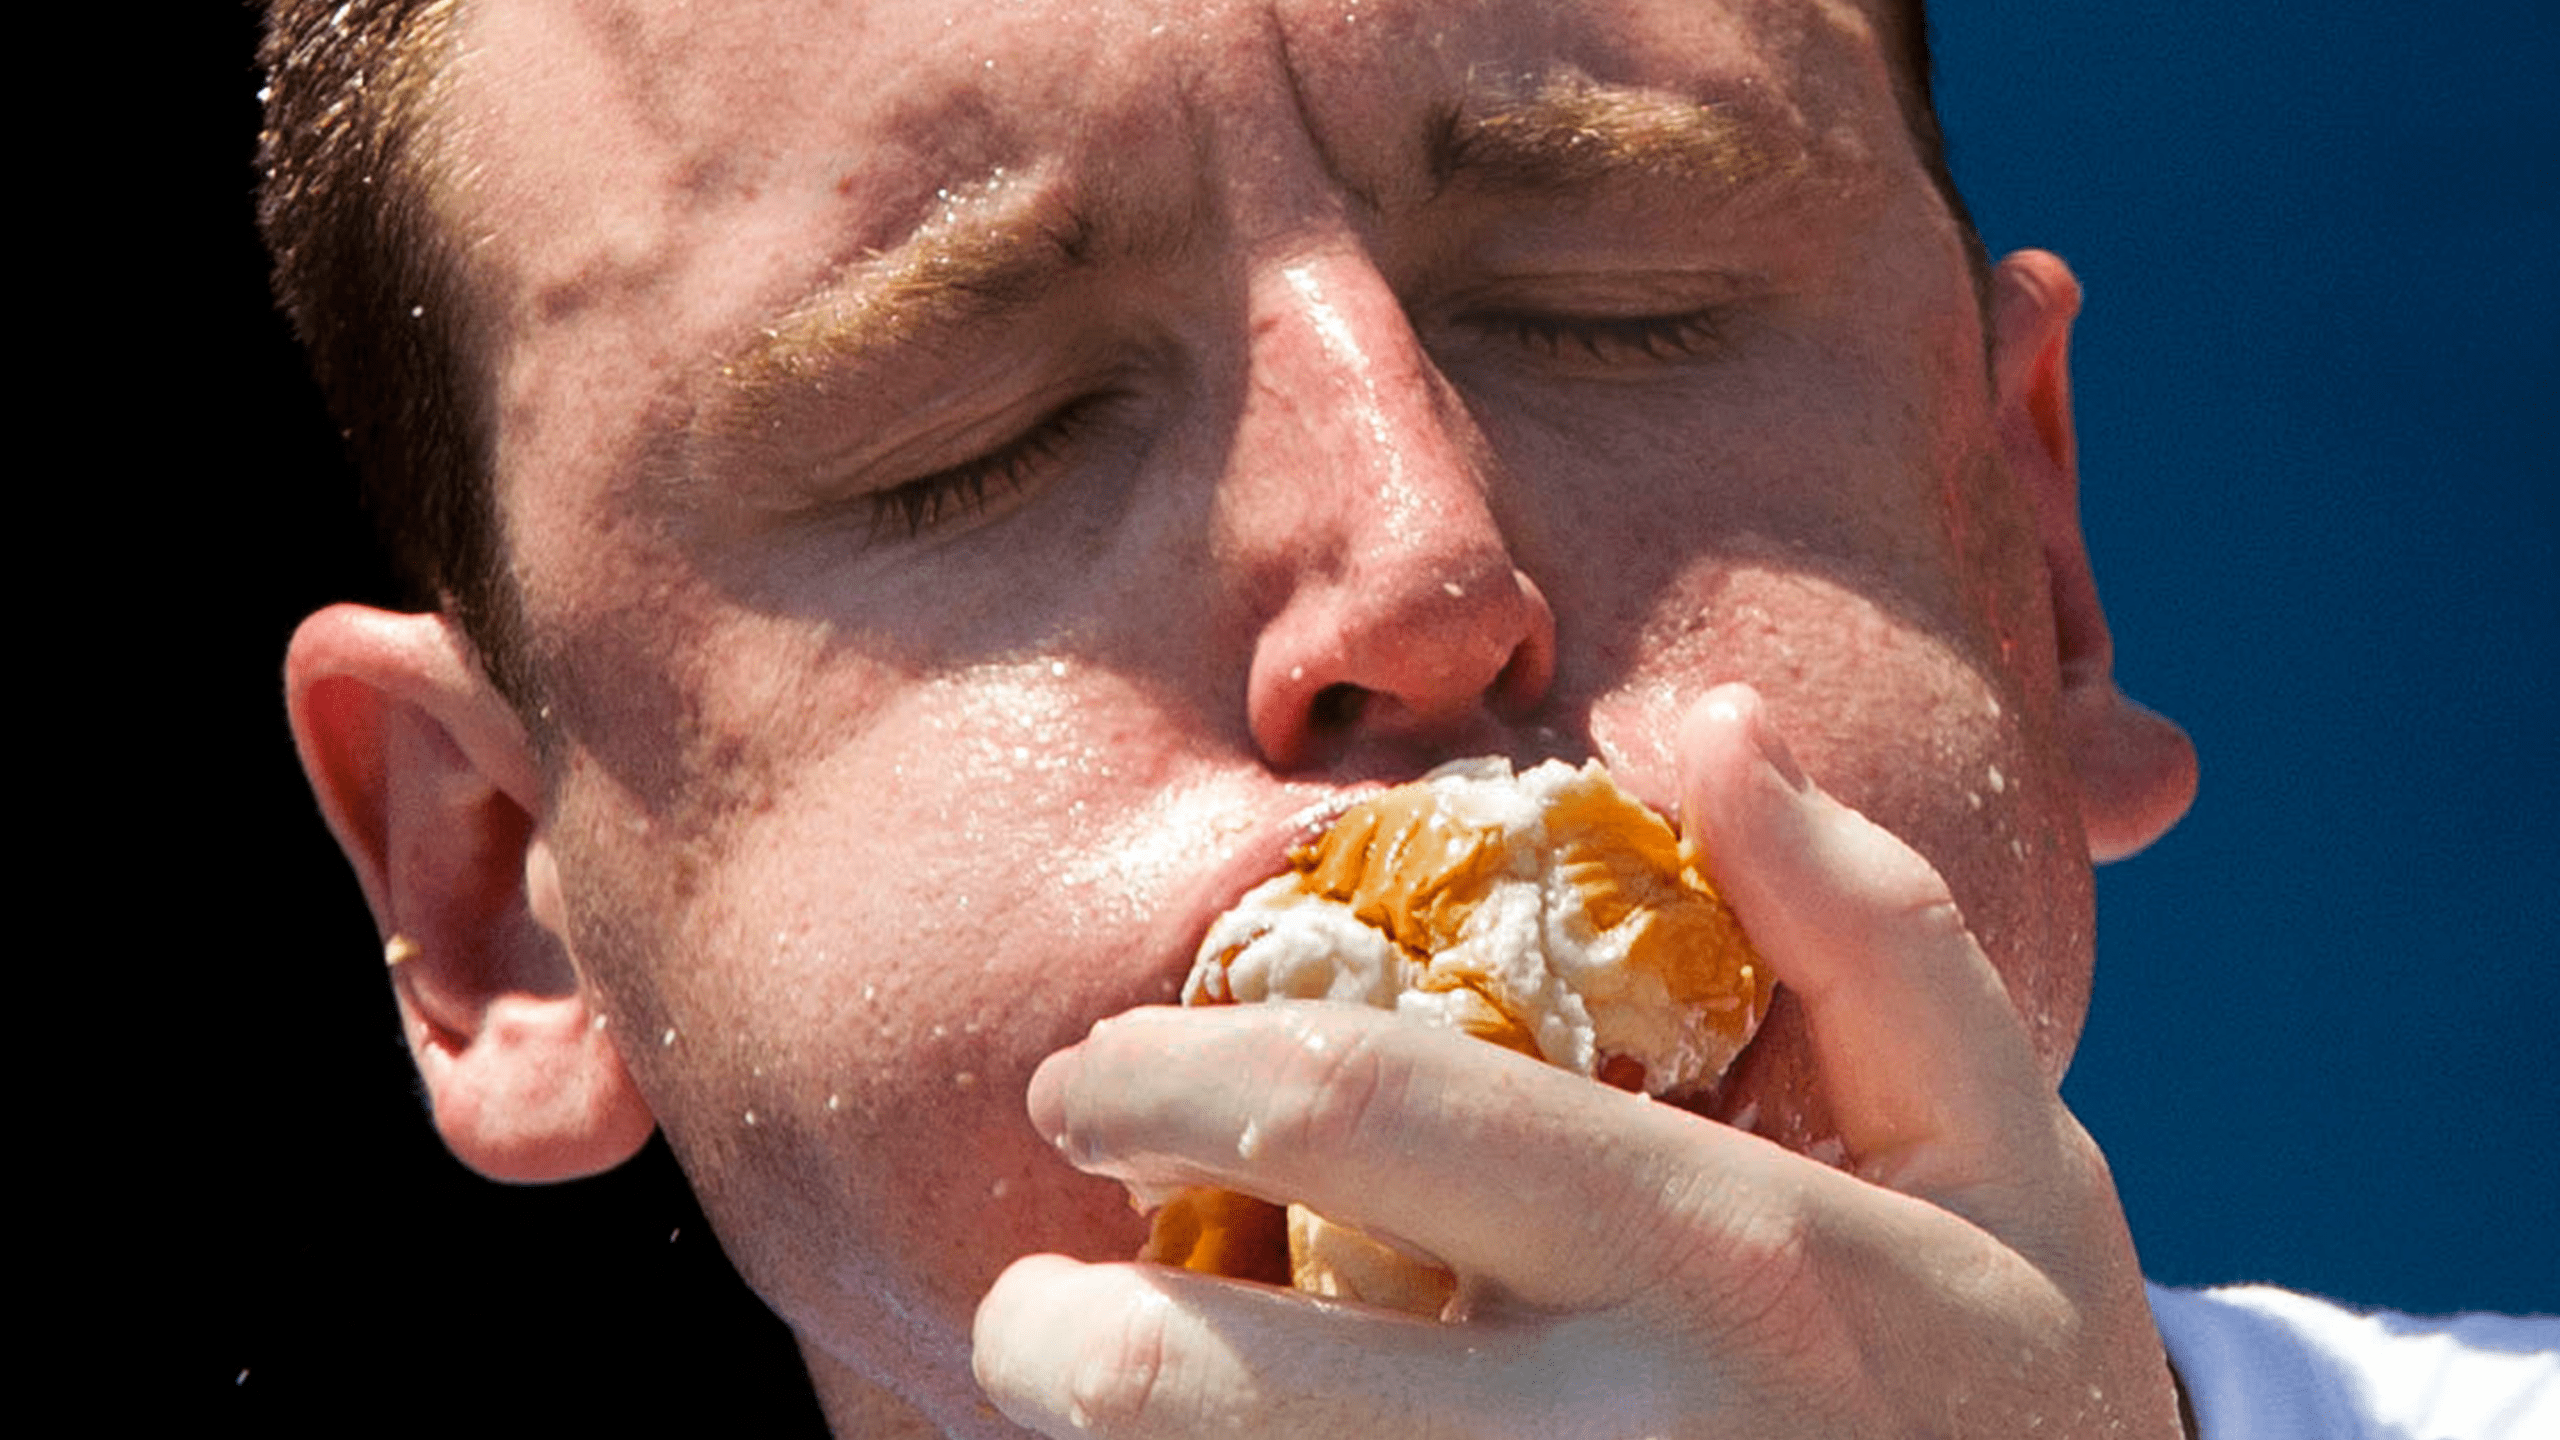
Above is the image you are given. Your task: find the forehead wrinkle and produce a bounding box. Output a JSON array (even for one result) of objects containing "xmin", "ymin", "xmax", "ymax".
[
  {"xmin": 1269, "ymin": 14, "xmax": 1386, "ymax": 220},
  {"xmin": 1426, "ymin": 70, "xmax": 1808, "ymax": 198}
]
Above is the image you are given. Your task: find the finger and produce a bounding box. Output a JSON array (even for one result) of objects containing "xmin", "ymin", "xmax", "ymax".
[
  {"xmin": 1029, "ymin": 1002, "xmax": 1805, "ymax": 1312},
  {"xmin": 974, "ymin": 1253, "xmax": 1664, "ymax": 1440},
  {"xmin": 1677, "ymin": 684, "xmax": 2062, "ymax": 1192}
]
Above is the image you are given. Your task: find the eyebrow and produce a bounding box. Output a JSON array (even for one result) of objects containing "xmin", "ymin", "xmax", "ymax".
[
  {"xmin": 708, "ymin": 187, "xmax": 1103, "ymax": 438},
  {"xmin": 1424, "ymin": 72, "xmax": 1806, "ymax": 198},
  {"xmin": 704, "ymin": 73, "xmax": 1809, "ymax": 446}
]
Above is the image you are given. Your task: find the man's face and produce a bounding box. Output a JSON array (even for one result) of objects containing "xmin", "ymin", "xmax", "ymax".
[{"xmin": 449, "ymin": 0, "xmax": 2089, "ymax": 1422}]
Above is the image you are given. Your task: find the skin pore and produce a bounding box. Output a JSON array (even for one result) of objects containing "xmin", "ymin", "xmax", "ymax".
[{"xmin": 287, "ymin": 0, "xmax": 2196, "ymax": 1432}]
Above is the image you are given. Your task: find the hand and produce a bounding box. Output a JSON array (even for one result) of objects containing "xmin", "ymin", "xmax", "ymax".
[{"xmin": 973, "ymin": 685, "xmax": 2186, "ymax": 1438}]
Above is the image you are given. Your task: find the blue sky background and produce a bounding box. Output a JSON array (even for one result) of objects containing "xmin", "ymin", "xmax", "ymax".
[{"xmin": 1932, "ymin": 7, "xmax": 2556, "ymax": 1314}]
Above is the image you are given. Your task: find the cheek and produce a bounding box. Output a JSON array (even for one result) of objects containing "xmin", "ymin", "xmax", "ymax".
[
  {"xmin": 550, "ymin": 656, "xmax": 1193, "ymax": 1103},
  {"xmin": 536, "ymin": 654, "xmax": 1285, "ymax": 1357},
  {"xmin": 1584, "ymin": 561, "xmax": 2094, "ymax": 1077}
]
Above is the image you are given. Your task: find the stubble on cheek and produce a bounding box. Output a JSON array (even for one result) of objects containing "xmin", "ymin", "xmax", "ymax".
[{"xmin": 529, "ymin": 638, "xmax": 1246, "ymax": 1343}]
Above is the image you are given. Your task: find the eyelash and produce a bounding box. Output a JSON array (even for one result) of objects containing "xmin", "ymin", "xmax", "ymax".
[
  {"xmin": 1475, "ymin": 308, "xmax": 1726, "ymax": 363},
  {"xmin": 867, "ymin": 394, "xmax": 1105, "ymax": 540},
  {"xmin": 859, "ymin": 306, "xmax": 1713, "ymax": 539}
]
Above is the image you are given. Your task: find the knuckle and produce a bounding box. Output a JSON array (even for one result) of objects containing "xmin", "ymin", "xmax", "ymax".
[
  {"xmin": 1894, "ymin": 892, "xmax": 1970, "ymax": 940},
  {"xmin": 1815, "ymin": 888, "xmax": 1971, "ymax": 984},
  {"xmin": 2048, "ymin": 1110, "xmax": 2113, "ymax": 1189},
  {"xmin": 1822, "ymin": 802, "xmax": 1955, "ymax": 910},
  {"xmin": 1265, "ymin": 1012, "xmax": 1412, "ymax": 1167},
  {"xmin": 1656, "ymin": 1176, "xmax": 1849, "ymax": 1370},
  {"xmin": 2045, "ymin": 1113, "xmax": 2140, "ymax": 1244},
  {"xmin": 1062, "ymin": 1285, "xmax": 1179, "ymax": 1435}
]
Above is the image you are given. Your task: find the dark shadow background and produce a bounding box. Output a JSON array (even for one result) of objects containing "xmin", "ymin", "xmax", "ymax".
[
  {"xmin": 163, "ymin": 6, "xmax": 829, "ymax": 1435},
  {"xmin": 165, "ymin": 2, "xmax": 2551, "ymax": 1432}
]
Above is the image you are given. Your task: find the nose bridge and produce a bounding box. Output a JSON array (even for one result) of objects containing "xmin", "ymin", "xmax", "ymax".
[
  {"xmin": 1265, "ymin": 259, "xmax": 1456, "ymax": 544},
  {"xmin": 1232, "ymin": 253, "xmax": 1507, "ymax": 584},
  {"xmin": 1228, "ymin": 250, "xmax": 1556, "ymax": 769}
]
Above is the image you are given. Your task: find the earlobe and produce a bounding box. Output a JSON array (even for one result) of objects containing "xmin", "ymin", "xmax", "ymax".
[
  {"xmin": 286, "ymin": 604, "xmax": 654, "ymax": 1180},
  {"xmin": 1992, "ymin": 251, "xmax": 2199, "ymax": 863}
]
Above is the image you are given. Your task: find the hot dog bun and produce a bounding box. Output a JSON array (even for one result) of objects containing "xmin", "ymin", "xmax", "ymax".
[{"xmin": 1142, "ymin": 758, "xmax": 1770, "ymax": 1313}]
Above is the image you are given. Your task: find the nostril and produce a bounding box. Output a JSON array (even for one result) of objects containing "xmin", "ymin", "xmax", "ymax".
[
  {"xmin": 1309, "ymin": 683, "xmax": 1367, "ymax": 732},
  {"xmin": 1491, "ymin": 640, "xmax": 1543, "ymax": 713}
]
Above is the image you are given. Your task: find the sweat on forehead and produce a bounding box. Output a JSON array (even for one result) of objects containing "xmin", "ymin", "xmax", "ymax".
[{"xmin": 259, "ymin": 0, "xmax": 1957, "ymax": 713}]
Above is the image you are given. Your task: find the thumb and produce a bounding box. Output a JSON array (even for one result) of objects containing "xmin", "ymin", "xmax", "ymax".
[{"xmin": 1677, "ymin": 683, "xmax": 2060, "ymax": 1197}]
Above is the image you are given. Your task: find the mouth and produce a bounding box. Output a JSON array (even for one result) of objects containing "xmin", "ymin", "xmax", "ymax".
[
  {"xmin": 1123, "ymin": 753, "xmax": 1808, "ymax": 1317},
  {"xmin": 1144, "ymin": 783, "xmax": 1385, "ymax": 1004},
  {"xmin": 1687, "ymin": 987, "xmax": 1831, "ymax": 1152},
  {"xmin": 1222, "ymin": 758, "xmax": 1805, "ymax": 1127},
  {"xmin": 1146, "ymin": 731, "xmax": 1600, "ymax": 995}
]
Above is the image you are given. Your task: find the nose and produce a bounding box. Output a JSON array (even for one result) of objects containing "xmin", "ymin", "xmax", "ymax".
[{"xmin": 1228, "ymin": 257, "xmax": 1556, "ymax": 771}]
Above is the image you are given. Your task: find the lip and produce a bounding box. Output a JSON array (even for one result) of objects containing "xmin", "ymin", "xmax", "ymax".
[
  {"xmin": 1689, "ymin": 986, "xmax": 1827, "ymax": 1150},
  {"xmin": 1140, "ymin": 782, "xmax": 1385, "ymax": 1003},
  {"xmin": 1140, "ymin": 754, "xmax": 1796, "ymax": 1141},
  {"xmin": 1137, "ymin": 733, "xmax": 1615, "ymax": 997},
  {"xmin": 1109, "ymin": 752, "xmax": 1826, "ymax": 1166}
]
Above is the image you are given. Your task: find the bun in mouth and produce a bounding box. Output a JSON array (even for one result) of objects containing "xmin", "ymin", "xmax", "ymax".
[{"xmin": 1142, "ymin": 757, "xmax": 1771, "ymax": 1313}]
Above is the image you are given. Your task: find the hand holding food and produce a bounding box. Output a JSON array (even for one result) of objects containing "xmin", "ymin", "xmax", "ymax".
[
  {"xmin": 1143, "ymin": 757, "xmax": 1770, "ymax": 1312},
  {"xmin": 976, "ymin": 687, "xmax": 2184, "ymax": 1440}
]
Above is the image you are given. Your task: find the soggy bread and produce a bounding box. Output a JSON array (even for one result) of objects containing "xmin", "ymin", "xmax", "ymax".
[{"xmin": 1142, "ymin": 758, "xmax": 1770, "ymax": 1313}]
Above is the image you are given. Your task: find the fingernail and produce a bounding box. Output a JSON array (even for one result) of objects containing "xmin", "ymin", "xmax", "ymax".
[
  {"xmin": 1747, "ymin": 700, "xmax": 1809, "ymax": 793},
  {"xmin": 1026, "ymin": 1047, "xmax": 1077, "ymax": 1150}
]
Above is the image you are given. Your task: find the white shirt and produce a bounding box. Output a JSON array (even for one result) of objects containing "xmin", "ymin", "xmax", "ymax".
[{"xmin": 2149, "ymin": 1283, "xmax": 2559, "ymax": 1439}]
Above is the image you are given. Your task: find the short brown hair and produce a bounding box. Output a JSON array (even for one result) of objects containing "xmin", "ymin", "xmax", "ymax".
[
  {"xmin": 258, "ymin": 0, "xmax": 536, "ymax": 705},
  {"xmin": 1874, "ymin": 2, "xmax": 1992, "ymax": 287},
  {"xmin": 256, "ymin": 0, "xmax": 1973, "ymax": 711}
]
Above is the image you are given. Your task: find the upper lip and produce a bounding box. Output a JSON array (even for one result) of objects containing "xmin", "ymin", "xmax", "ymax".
[{"xmin": 1144, "ymin": 783, "xmax": 1380, "ymax": 1001}]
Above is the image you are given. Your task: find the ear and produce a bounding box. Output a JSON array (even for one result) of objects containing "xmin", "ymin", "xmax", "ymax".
[
  {"xmin": 286, "ymin": 604, "xmax": 655, "ymax": 1180},
  {"xmin": 1992, "ymin": 250, "xmax": 2199, "ymax": 862}
]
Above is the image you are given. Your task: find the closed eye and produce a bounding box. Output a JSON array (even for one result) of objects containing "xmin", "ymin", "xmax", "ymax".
[
  {"xmin": 867, "ymin": 392, "xmax": 1113, "ymax": 541},
  {"xmin": 1470, "ymin": 308, "xmax": 1727, "ymax": 363}
]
